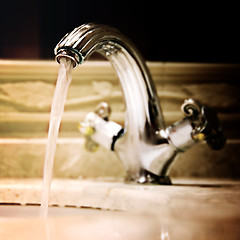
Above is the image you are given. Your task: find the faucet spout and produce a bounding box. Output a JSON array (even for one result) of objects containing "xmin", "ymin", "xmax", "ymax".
[
  {"xmin": 55, "ymin": 23, "xmax": 164, "ymax": 127},
  {"xmin": 55, "ymin": 23, "xmax": 225, "ymax": 183}
]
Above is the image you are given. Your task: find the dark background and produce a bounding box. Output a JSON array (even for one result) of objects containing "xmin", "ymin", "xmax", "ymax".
[{"xmin": 0, "ymin": 1, "xmax": 239, "ymax": 63}]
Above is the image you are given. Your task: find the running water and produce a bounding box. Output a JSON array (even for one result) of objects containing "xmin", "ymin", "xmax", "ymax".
[{"xmin": 40, "ymin": 57, "xmax": 73, "ymax": 217}]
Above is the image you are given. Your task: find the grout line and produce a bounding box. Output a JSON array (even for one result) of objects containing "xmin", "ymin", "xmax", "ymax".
[
  {"xmin": 0, "ymin": 138, "xmax": 239, "ymax": 145},
  {"xmin": 0, "ymin": 138, "xmax": 85, "ymax": 145}
]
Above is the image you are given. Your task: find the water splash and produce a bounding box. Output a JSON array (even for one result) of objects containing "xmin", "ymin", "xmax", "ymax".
[{"xmin": 40, "ymin": 58, "xmax": 73, "ymax": 217}]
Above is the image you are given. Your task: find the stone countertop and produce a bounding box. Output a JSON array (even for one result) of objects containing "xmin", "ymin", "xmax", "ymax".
[
  {"xmin": 0, "ymin": 178, "xmax": 240, "ymax": 216},
  {"xmin": 0, "ymin": 178, "xmax": 240, "ymax": 239}
]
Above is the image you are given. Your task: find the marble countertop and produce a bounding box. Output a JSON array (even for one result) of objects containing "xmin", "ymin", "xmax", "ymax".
[{"xmin": 0, "ymin": 178, "xmax": 240, "ymax": 239}]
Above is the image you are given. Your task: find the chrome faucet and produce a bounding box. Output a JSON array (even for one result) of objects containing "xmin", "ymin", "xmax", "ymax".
[{"xmin": 55, "ymin": 23, "xmax": 225, "ymax": 184}]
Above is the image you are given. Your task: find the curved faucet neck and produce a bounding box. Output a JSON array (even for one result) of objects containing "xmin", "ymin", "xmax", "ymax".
[
  {"xmin": 55, "ymin": 23, "xmax": 165, "ymax": 176},
  {"xmin": 55, "ymin": 23, "xmax": 165, "ymax": 135},
  {"xmin": 55, "ymin": 23, "xmax": 225, "ymax": 182}
]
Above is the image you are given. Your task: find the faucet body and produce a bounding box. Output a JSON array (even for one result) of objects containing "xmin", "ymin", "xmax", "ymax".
[{"xmin": 55, "ymin": 23, "xmax": 225, "ymax": 183}]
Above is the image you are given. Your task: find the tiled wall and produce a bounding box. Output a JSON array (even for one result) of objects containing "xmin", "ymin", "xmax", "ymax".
[{"xmin": 0, "ymin": 60, "xmax": 239, "ymax": 179}]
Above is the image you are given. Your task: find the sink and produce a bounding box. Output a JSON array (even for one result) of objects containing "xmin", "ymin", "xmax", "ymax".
[
  {"xmin": 0, "ymin": 205, "xmax": 160, "ymax": 240},
  {"xmin": 0, "ymin": 178, "xmax": 240, "ymax": 239},
  {"xmin": 0, "ymin": 204, "xmax": 106, "ymax": 218}
]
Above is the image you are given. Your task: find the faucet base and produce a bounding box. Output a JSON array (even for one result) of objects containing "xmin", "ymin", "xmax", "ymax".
[{"xmin": 137, "ymin": 169, "xmax": 172, "ymax": 185}]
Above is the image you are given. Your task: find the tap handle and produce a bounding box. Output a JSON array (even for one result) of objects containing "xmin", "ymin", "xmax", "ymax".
[
  {"xmin": 78, "ymin": 102, "xmax": 124, "ymax": 151},
  {"xmin": 181, "ymin": 99, "xmax": 226, "ymax": 150},
  {"xmin": 200, "ymin": 106, "xmax": 226, "ymax": 150}
]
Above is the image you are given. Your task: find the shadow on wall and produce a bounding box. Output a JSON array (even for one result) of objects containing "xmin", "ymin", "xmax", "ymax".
[{"xmin": 0, "ymin": 1, "xmax": 240, "ymax": 63}]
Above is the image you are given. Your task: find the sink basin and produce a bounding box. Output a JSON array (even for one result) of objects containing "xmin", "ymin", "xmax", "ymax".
[
  {"xmin": 0, "ymin": 204, "xmax": 106, "ymax": 218},
  {"xmin": 0, "ymin": 178, "xmax": 240, "ymax": 239},
  {"xmin": 0, "ymin": 205, "xmax": 159, "ymax": 240}
]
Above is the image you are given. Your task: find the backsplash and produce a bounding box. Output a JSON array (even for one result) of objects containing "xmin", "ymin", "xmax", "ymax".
[{"xmin": 0, "ymin": 60, "xmax": 239, "ymax": 179}]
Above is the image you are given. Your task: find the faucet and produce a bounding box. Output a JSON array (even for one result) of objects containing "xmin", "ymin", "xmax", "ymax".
[{"xmin": 54, "ymin": 23, "xmax": 225, "ymax": 184}]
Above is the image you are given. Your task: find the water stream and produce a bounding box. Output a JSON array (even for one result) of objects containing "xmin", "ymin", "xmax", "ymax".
[{"xmin": 40, "ymin": 57, "xmax": 73, "ymax": 217}]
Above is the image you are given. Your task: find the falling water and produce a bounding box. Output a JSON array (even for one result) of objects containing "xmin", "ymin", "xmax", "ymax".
[{"xmin": 40, "ymin": 57, "xmax": 73, "ymax": 217}]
